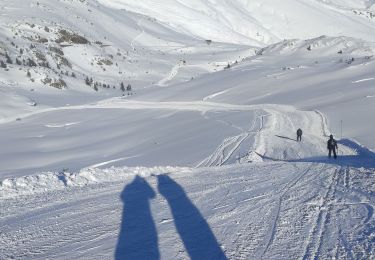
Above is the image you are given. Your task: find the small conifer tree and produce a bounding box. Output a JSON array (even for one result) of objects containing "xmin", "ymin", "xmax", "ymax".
[
  {"xmin": 5, "ymin": 53, "xmax": 12, "ymax": 64},
  {"xmin": 0, "ymin": 60, "xmax": 7, "ymax": 68},
  {"xmin": 85, "ymin": 76, "xmax": 91, "ymax": 86}
]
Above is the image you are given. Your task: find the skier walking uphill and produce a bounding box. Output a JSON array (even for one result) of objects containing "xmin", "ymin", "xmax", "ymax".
[
  {"xmin": 296, "ymin": 128, "xmax": 303, "ymax": 142},
  {"xmin": 327, "ymin": 134, "xmax": 338, "ymax": 159}
]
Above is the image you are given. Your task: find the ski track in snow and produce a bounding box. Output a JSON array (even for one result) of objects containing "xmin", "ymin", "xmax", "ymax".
[
  {"xmin": 353, "ymin": 78, "xmax": 375, "ymax": 83},
  {"xmin": 2, "ymin": 0, "xmax": 375, "ymax": 259},
  {"xmin": 1, "ymin": 163, "xmax": 374, "ymax": 259},
  {"xmin": 130, "ymin": 16, "xmax": 145, "ymax": 51},
  {"xmin": 0, "ymin": 102, "xmax": 374, "ymax": 259},
  {"xmin": 302, "ymin": 166, "xmax": 339, "ymax": 260},
  {"xmin": 261, "ymin": 163, "xmax": 317, "ymax": 257},
  {"xmin": 0, "ymin": 99, "xmax": 262, "ymax": 125},
  {"xmin": 85, "ymin": 156, "xmax": 138, "ymax": 169},
  {"xmin": 197, "ymin": 112, "xmax": 267, "ymax": 167},
  {"xmin": 203, "ymin": 89, "xmax": 230, "ymax": 101},
  {"xmin": 157, "ymin": 60, "xmax": 185, "ymax": 86},
  {"xmin": 0, "ymin": 97, "xmax": 286, "ymax": 127},
  {"xmin": 45, "ymin": 122, "xmax": 80, "ymax": 128}
]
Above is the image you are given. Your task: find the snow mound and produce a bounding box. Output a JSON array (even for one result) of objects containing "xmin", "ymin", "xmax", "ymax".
[
  {"xmin": 0, "ymin": 166, "xmax": 190, "ymax": 199},
  {"xmin": 243, "ymin": 151, "xmax": 264, "ymax": 163}
]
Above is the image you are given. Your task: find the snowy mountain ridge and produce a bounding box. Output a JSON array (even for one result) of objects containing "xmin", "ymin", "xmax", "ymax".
[{"xmin": 99, "ymin": 0, "xmax": 375, "ymax": 45}]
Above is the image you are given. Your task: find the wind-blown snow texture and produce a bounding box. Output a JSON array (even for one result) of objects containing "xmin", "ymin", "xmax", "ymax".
[{"xmin": 1, "ymin": 0, "xmax": 375, "ymax": 259}]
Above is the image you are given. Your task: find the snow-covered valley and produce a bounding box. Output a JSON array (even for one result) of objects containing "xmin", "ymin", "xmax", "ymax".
[{"xmin": 1, "ymin": 0, "xmax": 375, "ymax": 259}]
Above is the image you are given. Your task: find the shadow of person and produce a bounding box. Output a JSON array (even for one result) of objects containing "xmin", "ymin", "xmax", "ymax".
[
  {"xmin": 157, "ymin": 175, "xmax": 227, "ymax": 260},
  {"xmin": 265, "ymin": 138, "xmax": 375, "ymax": 168},
  {"xmin": 275, "ymin": 135, "xmax": 297, "ymax": 142},
  {"xmin": 115, "ymin": 175, "xmax": 159, "ymax": 260}
]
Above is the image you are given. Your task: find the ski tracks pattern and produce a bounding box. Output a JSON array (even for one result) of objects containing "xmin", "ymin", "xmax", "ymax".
[
  {"xmin": 261, "ymin": 163, "xmax": 316, "ymax": 258},
  {"xmin": 236, "ymin": 163, "xmax": 375, "ymax": 260},
  {"xmin": 302, "ymin": 165, "xmax": 375, "ymax": 259},
  {"xmin": 302, "ymin": 166, "xmax": 340, "ymax": 260},
  {"xmin": 198, "ymin": 111, "xmax": 268, "ymax": 167},
  {"xmin": 1, "ymin": 164, "xmax": 374, "ymax": 259}
]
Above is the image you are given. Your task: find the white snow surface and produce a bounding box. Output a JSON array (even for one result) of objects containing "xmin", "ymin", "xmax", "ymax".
[
  {"xmin": 1, "ymin": 98, "xmax": 375, "ymax": 259},
  {"xmin": 1, "ymin": 0, "xmax": 375, "ymax": 259},
  {"xmin": 99, "ymin": 0, "xmax": 375, "ymax": 45},
  {"xmin": 1, "ymin": 163, "xmax": 375, "ymax": 259}
]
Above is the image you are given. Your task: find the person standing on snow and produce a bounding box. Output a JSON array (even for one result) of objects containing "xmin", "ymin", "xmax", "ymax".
[
  {"xmin": 327, "ymin": 134, "xmax": 338, "ymax": 159},
  {"xmin": 296, "ymin": 128, "xmax": 303, "ymax": 142}
]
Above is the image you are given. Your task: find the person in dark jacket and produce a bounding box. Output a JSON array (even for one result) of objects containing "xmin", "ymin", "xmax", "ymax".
[
  {"xmin": 296, "ymin": 128, "xmax": 303, "ymax": 142},
  {"xmin": 327, "ymin": 134, "xmax": 338, "ymax": 159}
]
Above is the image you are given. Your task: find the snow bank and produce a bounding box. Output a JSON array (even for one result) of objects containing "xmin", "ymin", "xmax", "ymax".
[{"xmin": 0, "ymin": 166, "xmax": 190, "ymax": 199}]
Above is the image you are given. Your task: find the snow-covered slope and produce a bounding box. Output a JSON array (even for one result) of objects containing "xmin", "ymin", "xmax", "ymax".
[
  {"xmin": 1, "ymin": 0, "xmax": 375, "ymax": 259},
  {"xmin": 1, "ymin": 162, "xmax": 375, "ymax": 259},
  {"xmin": 135, "ymin": 35, "xmax": 375, "ymax": 152},
  {"xmin": 0, "ymin": 0, "xmax": 255, "ymax": 118},
  {"xmin": 1, "ymin": 83, "xmax": 375, "ymax": 259},
  {"xmin": 99, "ymin": 0, "xmax": 375, "ymax": 45}
]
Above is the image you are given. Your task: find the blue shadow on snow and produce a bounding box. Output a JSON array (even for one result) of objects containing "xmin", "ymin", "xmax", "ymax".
[
  {"xmin": 260, "ymin": 138, "xmax": 375, "ymax": 168},
  {"xmin": 157, "ymin": 175, "xmax": 227, "ymax": 260},
  {"xmin": 275, "ymin": 135, "xmax": 297, "ymax": 142},
  {"xmin": 115, "ymin": 175, "xmax": 159, "ymax": 260}
]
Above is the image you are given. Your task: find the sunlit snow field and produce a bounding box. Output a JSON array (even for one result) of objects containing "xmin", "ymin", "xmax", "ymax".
[{"xmin": 1, "ymin": 0, "xmax": 375, "ymax": 259}]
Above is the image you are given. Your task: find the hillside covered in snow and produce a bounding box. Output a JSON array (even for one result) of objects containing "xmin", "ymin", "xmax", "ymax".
[
  {"xmin": 1, "ymin": 0, "xmax": 375, "ymax": 259},
  {"xmin": 99, "ymin": 0, "xmax": 375, "ymax": 45}
]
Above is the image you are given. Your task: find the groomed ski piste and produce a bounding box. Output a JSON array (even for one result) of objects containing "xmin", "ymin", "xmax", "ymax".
[
  {"xmin": 1, "ymin": 101, "xmax": 375, "ymax": 259},
  {"xmin": 1, "ymin": 0, "xmax": 375, "ymax": 259}
]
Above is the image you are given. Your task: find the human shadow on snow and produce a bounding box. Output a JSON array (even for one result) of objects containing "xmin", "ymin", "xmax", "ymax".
[
  {"xmin": 275, "ymin": 135, "xmax": 297, "ymax": 142},
  {"xmin": 157, "ymin": 175, "xmax": 227, "ymax": 260},
  {"xmin": 115, "ymin": 175, "xmax": 160, "ymax": 260},
  {"xmin": 115, "ymin": 175, "xmax": 227, "ymax": 260}
]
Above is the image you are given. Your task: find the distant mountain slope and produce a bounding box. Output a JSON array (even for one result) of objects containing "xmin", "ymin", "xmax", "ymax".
[
  {"xmin": 99, "ymin": 0, "xmax": 375, "ymax": 45},
  {"xmin": 1, "ymin": 0, "xmax": 374, "ymax": 97},
  {"xmin": 0, "ymin": 0, "xmax": 254, "ymax": 97}
]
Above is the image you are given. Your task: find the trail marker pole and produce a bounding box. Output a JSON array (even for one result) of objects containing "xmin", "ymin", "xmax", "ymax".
[
  {"xmin": 340, "ymin": 120, "xmax": 343, "ymax": 139},
  {"xmin": 339, "ymin": 120, "xmax": 343, "ymax": 155}
]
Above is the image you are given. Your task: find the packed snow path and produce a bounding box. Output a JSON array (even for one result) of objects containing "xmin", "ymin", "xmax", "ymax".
[
  {"xmin": 1, "ymin": 100, "xmax": 375, "ymax": 259},
  {"xmin": 0, "ymin": 99, "xmax": 363, "ymax": 178},
  {"xmin": 1, "ymin": 162, "xmax": 374, "ymax": 259}
]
